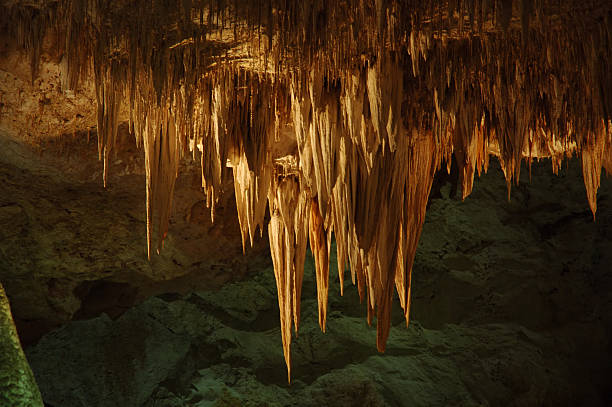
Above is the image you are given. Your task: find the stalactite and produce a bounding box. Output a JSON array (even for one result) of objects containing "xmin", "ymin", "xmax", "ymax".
[
  {"xmin": 267, "ymin": 171, "xmax": 310, "ymax": 381},
  {"xmin": 3, "ymin": 0, "xmax": 612, "ymax": 382},
  {"xmin": 94, "ymin": 65, "xmax": 122, "ymax": 188},
  {"xmin": 309, "ymin": 198, "xmax": 329, "ymax": 332},
  {"xmin": 581, "ymin": 121, "xmax": 612, "ymax": 218}
]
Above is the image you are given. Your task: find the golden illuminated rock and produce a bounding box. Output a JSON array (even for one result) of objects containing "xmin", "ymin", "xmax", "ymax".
[{"xmin": 1, "ymin": 0, "xmax": 611, "ymax": 379}]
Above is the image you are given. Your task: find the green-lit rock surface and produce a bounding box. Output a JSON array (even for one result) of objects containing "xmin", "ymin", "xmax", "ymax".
[
  {"xmin": 23, "ymin": 158, "xmax": 612, "ymax": 406},
  {"xmin": 0, "ymin": 283, "xmax": 43, "ymax": 407}
]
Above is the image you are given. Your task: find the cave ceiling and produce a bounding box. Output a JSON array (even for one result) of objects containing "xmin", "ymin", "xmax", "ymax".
[{"xmin": 1, "ymin": 0, "xmax": 611, "ymax": 379}]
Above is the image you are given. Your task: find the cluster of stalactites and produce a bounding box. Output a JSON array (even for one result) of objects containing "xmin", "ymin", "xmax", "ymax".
[
  {"xmin": 9, "ymin": 0, "xmax": 612, "ymax": 87},
  {"xmin": 98, "ymin": 45, "xmax": 612, "ymax": 380},
  {"xmin": 203, "ymin": 70, "xmax": 282, "ymax": 244},
  {"xmin": 130, "ymin": 66, "xmax": 287, "ymax": 258},
  {"xmin": 287, "ymin": 55, "xmax": 441, "ymax": 358},
  {"xmin": 269, "ymin": 43, "xmax": 612, "ymax": 377},
  {"xmin": 3, "ymin": 0, "xmax": 612, "ymax": 381},
  {"xmin": 402, "ymin": 18, "xmax": 612, "ymax": 204}
]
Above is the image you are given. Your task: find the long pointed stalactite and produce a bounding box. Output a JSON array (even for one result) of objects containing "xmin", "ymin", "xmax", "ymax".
[{"xmin": 2, "ymin": 0, "xmax": 612, "ymax": 379}]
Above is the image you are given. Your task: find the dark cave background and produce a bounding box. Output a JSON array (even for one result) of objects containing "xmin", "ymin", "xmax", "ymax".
[{"xmin": 1, "ymin": 132, "xmax": 611, "ymax": 406}]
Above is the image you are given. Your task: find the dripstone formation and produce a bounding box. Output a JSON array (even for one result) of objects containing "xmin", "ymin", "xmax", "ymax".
[{"xmin": 2, "ymin": 0, "xmax": 611, "ymax": 379}]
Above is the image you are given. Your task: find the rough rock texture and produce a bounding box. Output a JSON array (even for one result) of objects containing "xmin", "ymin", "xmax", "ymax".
[
  {"xmin": 0, "ymin": 34, "xmax": 98, "ymax": 145},
  {"xmin": 26, "ymin": 158, "xmax": 612, "ymax": 406},
  {"xmin": 26, "ymin": 307, "xmax": 192, "ymax": 407},
  {"xmin": 2, "ymin": 0, "xmax": 612, "ymax": 379},
  {"xmin": 0, "ymin": 283, "xmax": 43, "ymax": 407},
  {"xmin": 0, "ymin": 127, "xmax": 269, "ymax": 345}
]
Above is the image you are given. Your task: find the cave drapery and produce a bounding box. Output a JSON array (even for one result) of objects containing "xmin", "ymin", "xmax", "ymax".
[{"xmin": 2, "ymin": 0, "xmax": 612, "ymax": 380}]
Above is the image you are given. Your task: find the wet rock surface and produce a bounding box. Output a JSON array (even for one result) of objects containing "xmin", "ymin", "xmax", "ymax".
[{"xmin": 20, "ymin": 158, "xmax": 612, "ymax": 406}]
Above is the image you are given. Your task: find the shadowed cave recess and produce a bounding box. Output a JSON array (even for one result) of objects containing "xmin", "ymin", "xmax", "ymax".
[{"xmin": 0, "ymin": 0, "xmax": 612, "ymax": 405}]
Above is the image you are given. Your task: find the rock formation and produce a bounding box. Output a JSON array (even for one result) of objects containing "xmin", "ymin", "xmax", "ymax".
[
  {"xmin": 0, "ymin": 283, "xmax": 43, "ymax": 407},
  {"xmin": 1, "ymin": 0, "xmax": 611, "ymax": 379}
]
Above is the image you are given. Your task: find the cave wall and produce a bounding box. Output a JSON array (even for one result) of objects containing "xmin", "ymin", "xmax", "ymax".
[{"xmin": 0, "ymin": 0, "xmax": 611, "ymax": 387}]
